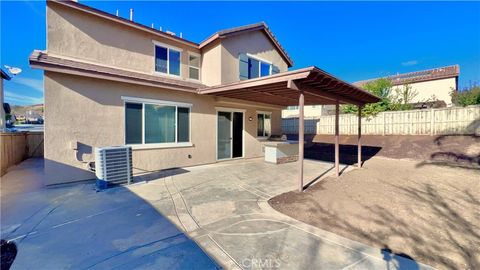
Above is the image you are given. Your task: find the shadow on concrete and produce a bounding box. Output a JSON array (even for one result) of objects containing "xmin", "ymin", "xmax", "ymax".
[
  {"xmin": 0, "ymin": 158, "xmax": 219, "ymax": 269},
  {"xmin": 0, "ymin": 240, "xmax": 17, "ymax": 270},
  {"xmin": 382, "ymin": 246, "xmax": 419, "ymax": 270},
  {"xmin": 133, "ymin": 167, "xmax": 191, "ymax": 183}
]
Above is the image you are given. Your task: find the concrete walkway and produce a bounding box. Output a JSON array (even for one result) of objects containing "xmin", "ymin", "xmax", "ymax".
[
  {"xmin": 127, "ymin": 158, "xmax": 435, "ymax": 270},
  {"xmin": 0, "ymin": 159, "xmax": 219, "ymax": 269}
]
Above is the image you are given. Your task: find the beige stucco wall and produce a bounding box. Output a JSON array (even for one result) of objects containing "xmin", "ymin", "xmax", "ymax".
[
  {"xmin": 48, "ymin": 2, "xmax": 290, "ymax": 88},
  {"xmin": 220, "ymin": 31, "xmax": 289, "ymax": 85},
  {"xmin": 200, "ymin": 41, "xmax": 222, "ymax": 86},
  {"xmin": 44, "ymin": 72, "xmax": 281, "ymax": 185},
  {"xmin": 282, "ymin": 105, "xmax": 329, "ymax": 118},
  {"xmin": 47, "ymin": 2, "xmax": 200, "ymax": 80},
  {"xmin": 392, "ymin": 77, "xmax": 456, "ymax": 106}
]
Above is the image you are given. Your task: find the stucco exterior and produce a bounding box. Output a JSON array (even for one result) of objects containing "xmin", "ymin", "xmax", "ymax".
[
  {"xmin": 37, "ymin": 1, "xmax": 294, "ymax": 185},
  {"xmin": 200, "ymin": 41, "xmax": 222, "ymax": 86},
  {"xmin": 44, "ymin": 72, "xmax": 282, "ymax": 185},
  {"xmin": 220, "ymin": 30, "xmax": 289, "ymax": 85},
  {"xmin": 391, "ymin": 77, "xmax": 456, "ymax": 105},
  {"xmin": 47, "ymin": 2, "xmax": 200, "ymax": 80}
]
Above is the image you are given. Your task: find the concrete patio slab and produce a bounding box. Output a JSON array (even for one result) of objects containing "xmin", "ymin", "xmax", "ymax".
[
  {"xmin": 0, "ymin": 159, "xmax": 220, "ymax": 270},
  {"xmin": 1, "ymin": 157, "xmax": 436, "ymax": 269},
  {"xmin": 126, "ymin": 157, "xmax": 435, "ymax": 270}
]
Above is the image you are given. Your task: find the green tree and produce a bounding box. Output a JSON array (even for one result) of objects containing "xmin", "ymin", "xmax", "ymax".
[
  {"xmin": 341, "ymin": 78, "xmax": 393, "ymax": 116},
  {"xmin": 390, "ymin": 84, "xmax": 418, "ymax": 110},
  {"xmin": 450, "ymin": 86, "xmax": 480, "ymax": 107}
]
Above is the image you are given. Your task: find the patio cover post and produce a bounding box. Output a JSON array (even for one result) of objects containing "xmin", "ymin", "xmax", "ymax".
[
  {"xmin": 358, "ymin": 105, "xmax": 362, "ymax": 168},
  {"xmin": 335, "ymin": 100, "xmax": 340, "ymax": 177},
  {"xmin": 298, "ymin": 90, "xmax": 305, "ymax": 192}
]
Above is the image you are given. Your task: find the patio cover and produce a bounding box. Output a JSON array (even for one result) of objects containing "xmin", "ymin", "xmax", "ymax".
[
  {"xmin": 199, "ymin": 67, "xmax": 380, "ymax": 191},
  {"xmin": 197, "ymin": 67, "xmax": 379, "ymax": 106}
]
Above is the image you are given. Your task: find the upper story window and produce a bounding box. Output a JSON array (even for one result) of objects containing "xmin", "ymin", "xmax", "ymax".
[
  {"xmin": 188, "ymin": 53, "xmax": 200, "ymax": 80},
  {"xmin": 239, "ymin": 54, "xmax": 280, "ymax": 80},
  {"xmin": 154, "ymin": 41, "xmax": 181, "ymax": 77},
  {"xmin": 123, "ymin": 97, "xmax": 191, "ymax": 148},
  {"xmin": 287, "ymin": 106, "xmax": 299, "ymax": 110}
]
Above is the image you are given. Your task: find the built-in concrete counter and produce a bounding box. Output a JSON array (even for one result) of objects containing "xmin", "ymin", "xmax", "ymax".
[{"xmin": 263, "ymin": 140, "xmax": 299, "ymax": 164}]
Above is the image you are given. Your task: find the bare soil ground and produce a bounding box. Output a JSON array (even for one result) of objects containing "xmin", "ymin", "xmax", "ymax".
[
  {"xmin": 271, "ymin": 135, "xmax": 480, "ymax": 269},
  {"xmin": 305, "ymin": 134, "xmax": 480, "ymax": 169}
]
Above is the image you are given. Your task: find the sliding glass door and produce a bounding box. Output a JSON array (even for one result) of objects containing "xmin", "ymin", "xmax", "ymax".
[{"xmin": 217, "ymin": 111, "xmax": 243, "ymax": 160}]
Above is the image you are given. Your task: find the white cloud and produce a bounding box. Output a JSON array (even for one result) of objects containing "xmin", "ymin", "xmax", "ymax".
[
  {"xmin": 401, "ymin": 60, "xmax": 418, "ymax": 67},
  {"xmin": 12, "ymin": 77, "xmax": 44, "ymax": 93},
  {"xmin": 4, "ymin": 91, "xmax": 43, "ymax": 105}
]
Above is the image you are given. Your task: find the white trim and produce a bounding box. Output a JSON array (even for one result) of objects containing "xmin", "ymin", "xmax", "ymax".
[
  {"xmin": 215, "ymin": 108, "xmax": 245, "ymax": 161},
  {"xmin": 187, "ymin": 52, "xmax": 201, "ymax": 81},
  {"xmin": 246, "ymin": 53, "xmax": 273, "ymax": 65},
  {"xmin": 131, "ymin": 142, "xmax": 193, "ymax": 150},
  {"xmin": 256, "ymin": 110, "xmax": 272, "ymax": 115},
  {"xmin": 152, "ymin": 41, "xmax": 182, "ymax": 78},
  {"xmin": 215, "ymin": 107, "xmax": 246, "ymax": 113},
  {"xmin": 121, "ymin": 96, "xmax": 193, "ymax": 108},
  {"xmin": 152, "ymin": 40, "xmax": 183, "ymax": 52},
  {"xmin": 256, "ymin": 111, "xmax": 272, "ymax": 138},
  {"xmin": 245, "ymin": 53, "xmax": 273, "ymax": 78},
  {"xmin": 123, "ymin": 97, "xmax": 192, "ymax": 148}
]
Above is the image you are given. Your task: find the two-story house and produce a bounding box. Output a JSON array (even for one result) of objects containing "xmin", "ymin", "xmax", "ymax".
[{"xmin": 30, "ymin": 0, "xmax": 379, "ymax": 185}]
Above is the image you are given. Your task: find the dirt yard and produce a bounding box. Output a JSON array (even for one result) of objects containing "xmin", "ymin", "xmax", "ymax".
[
  {"xmin": 303, "ymin": 134, "xmax": 480, "ymax": 169},
  {"xmin": 270, "ymin": 156, "xmax": 480, "ymax": 270}
]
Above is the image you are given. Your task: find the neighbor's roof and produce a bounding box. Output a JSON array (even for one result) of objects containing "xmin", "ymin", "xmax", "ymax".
[
  {"xmin": 354, "ymin": 65, "xmax": 460, "ymax": 87},
  {"xmin": 1, "ymin": 69, "xmax": 11, "ymax": 80},
  {"xmin": 49, "ymin": 1, "xmax": 293, "ymax": 67},
  {"xmin": 199, "ymin": 22, "xmax": 294, "ymax": 67},
  {"xmin": 198, "ymin": 67, "xmax": 380, "ymax": 106},
  {"xmin": 29, "ymin": 50, "xmax": 204, "ymax": 92}
]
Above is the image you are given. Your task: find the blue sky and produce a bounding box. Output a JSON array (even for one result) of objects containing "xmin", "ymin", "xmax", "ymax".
[{"xmin": 1, "ymin": 1, "xmax": 479, "ymax": 106}]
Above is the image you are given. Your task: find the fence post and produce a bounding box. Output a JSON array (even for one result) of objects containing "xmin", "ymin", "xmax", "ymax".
[
  {"xmin": 430, "ymin": 108, "xmax": 435, "ymax": 136},
  {"xmin": 383, "ymin": 113, "xmax": 386, "ymax": 136}
]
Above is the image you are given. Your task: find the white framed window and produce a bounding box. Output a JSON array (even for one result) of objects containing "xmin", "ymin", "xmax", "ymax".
[
  {"xmin": 239, "ymin": 54, "xmax": 280, "ymax": 80},
  {"xmin": 153, "ymin": 41, "xmax": 182, "ymax": 77},
  {"xmin": 122, "ymin": 96, "xmax": 192, "ymax": 149},
  {"xmin": 188, "ymin": 52, "xmax": 200, "ymax": 80},
  {"xmin": 257, "ymin": 111, "xmax": 272, "ymax": 138}
]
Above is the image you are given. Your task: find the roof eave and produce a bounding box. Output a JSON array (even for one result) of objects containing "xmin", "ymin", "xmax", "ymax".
[
  {"xmin": 1, "ymin": 69, "xmax": 11, "ymax": 80},
  {"xmin": 48, "ymin": 0, "xmax": 199, "ymax": 48}
]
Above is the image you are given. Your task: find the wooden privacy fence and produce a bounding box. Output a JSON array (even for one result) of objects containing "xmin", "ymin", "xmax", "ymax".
[
  {"xmin": 282, "ymin": 105, "xmax": 480, "ymax": 135},
  {"xmin": 1, "ymin": 131, "xmax": 44, "ymax": 176}
]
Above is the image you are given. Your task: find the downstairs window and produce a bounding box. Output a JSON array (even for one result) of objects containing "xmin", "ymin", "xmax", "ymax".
[{"xmin": 124, "ymin": 98, "xmax": 191, "ymax": 147}]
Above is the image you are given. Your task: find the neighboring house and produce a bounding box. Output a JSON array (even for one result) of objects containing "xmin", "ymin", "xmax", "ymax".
[
  {"xmin": 30, "ymin": 0, "xmax": 378, "ymax": 185},
  {"xmin": 1, "ymin": 69, "xmax": 11, "ymax": 131},
  {"xmin": 355, "ymin": 65, "xmax": 459, "ymax": 106},
  {"xmin": 282, "ymin": 65, "xmax": 460, "ymax": 118},
  {"xmin": 25, "ymin": 110, "xmax": 44, "ymax": 124}
]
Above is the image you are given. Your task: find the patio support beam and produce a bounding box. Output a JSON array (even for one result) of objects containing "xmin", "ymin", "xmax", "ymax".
[
  {"xmin": 358, "ymin": 105, "xmax": 362, "ymax": 168},
  {"xmin": 335, "ymin": 99, "xmax": 340, "ymax": 177},
  {"xmin": 289, "ymin": 79, "xmax": 304, "ymax": 192},
  {"xmin": 298, "ymin": 90, "xmax": 305, "ymax": 191}
]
